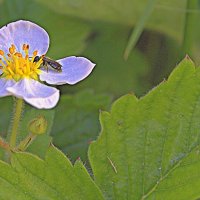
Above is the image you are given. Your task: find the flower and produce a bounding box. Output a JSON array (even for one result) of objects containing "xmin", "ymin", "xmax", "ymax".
[{"xmin": 0, "ymin": 20, "xmax": 95, "ymax": 109}]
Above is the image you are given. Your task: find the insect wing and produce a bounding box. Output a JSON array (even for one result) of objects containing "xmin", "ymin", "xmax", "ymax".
[{"xmin": 43, "ymin": 57, "xmax": 62, "ymax": 72}]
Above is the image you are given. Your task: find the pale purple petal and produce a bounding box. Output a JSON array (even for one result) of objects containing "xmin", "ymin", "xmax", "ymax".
[
  {"xmin": 6, "ymin": 79, "xmax": 59, "ymax": 109},
  {"xmin": 0, "ymin": 78, "xmax": 14, "ymax": 97},
  {"xmin": 39, "ymin": 56, "xmax": 95, "ymax": 85},
  {"xmin": 0, "ymin": 20, "xmax": 49, "ymax": 55}
]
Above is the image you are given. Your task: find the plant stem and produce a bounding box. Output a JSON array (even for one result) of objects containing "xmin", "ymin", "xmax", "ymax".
[
  {"xmin": 17, "ymin": 133, "xmax": 36, "ymax": 151},
  {"xmin": 9, "ymin": 98, "xmax": 24, "ymax": 148},
  {"xmin": 182, "ymin": 0, "xmax": 198, "ymax": 57},
  {"xmin": 0, "ymin": 137, "xmax": 10, "ymax": 151}
]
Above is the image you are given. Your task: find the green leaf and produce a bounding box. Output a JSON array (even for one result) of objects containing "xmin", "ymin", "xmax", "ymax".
[
  {"xmin": 26, "ymin": 134, "xmax": 52, "ymax": 158},
  {"xmin": 36, "ymin": 0, "xmax": 187, "ymax": 39},
  {"xmin": 89, "ymin": 57, "xmax": 200, "ymax": 199},
  {"xmin": 0, "ymin": 145, "xmax": 104, "ymax": 200},
  {"xmin": 52, "ymin": 90, "xmax": 111, "ymax": 161}
]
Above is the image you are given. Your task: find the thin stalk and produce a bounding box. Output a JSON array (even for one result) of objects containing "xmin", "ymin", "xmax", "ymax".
[
  {"xmin": 182, "ymin": 0, "xmax": 199, "ymax": 57},
  {"xmin": 124, "ymin": 0, "xmax": 157, "ymax": 60},
  {"xmin": 9, "ymin": 98, "xmax": 24, "ymax": 148},
  {"xmin": 17, "ymin": 133, "xmax": 36, "ymax": 151}
]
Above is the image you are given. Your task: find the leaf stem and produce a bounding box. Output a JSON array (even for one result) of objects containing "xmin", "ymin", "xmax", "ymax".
[
  {"xmin": 9, "ymin": 98, "xmax": 24, "ymax": 148},
  {"xmin": 182, "ymin": 0, "xmax": 198, "ymax": 57}
]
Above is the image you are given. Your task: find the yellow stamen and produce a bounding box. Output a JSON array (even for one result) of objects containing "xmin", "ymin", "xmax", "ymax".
[
  {"xmin": 33, "ymin": 50, "xmax": 38, "ymax": 56},
  {"xmin": 22, "ymin": 44, "xmax": 26, "ymax": 50},
  {"xmin": 22, "ymin": 44, "xmax": 29, "ymax": 56},
  {"xmin": 14, "ymin": 52, "xmax": 22, "ymax": 58},
  {"xmin": 0, "ymin": 59, "xmax": 6, "ymax": 68},
  {"xmin": 7, "ymin": 67, "xmax": 14, "ymax": 76},
  {"xmin": 1, "ymin": 44, "xmax": 42, "ymax": 81},
  {"xmin": 0, "ymin": 51, "xmax": 10, "ymax": 65},
  {"xmin": 0, "ymin": 50, "xmax": 4, "ymax": 56},
  {"xmin": 14, "ymin": 55, "xmax": 19, "ymax": 72},
  {"xmin": 11, "ymin": 44, "xmax": 16, "ymax": 51},
  {"xmin": 9, "ymin": 47, "xmax": 15, "ymax": 54}
]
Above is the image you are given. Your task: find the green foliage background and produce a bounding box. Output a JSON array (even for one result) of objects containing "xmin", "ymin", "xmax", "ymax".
[
  {"xmin": 0, "ymin": 0, "xmax": 200, "ymax": 160},
  {"xmin": 0, "ymin": 0, "xmax": 199, "ymax": 160},
  {"xmin": 0, "ymin": 0, "xmax": 200, "ymax": 199}
]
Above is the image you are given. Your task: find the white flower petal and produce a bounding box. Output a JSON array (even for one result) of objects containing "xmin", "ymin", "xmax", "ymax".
[
  {"xmin": 0, "ymin": 20, "xmax": 49, "ymax": 55},
  {"xmin": 0, "ymin": 78, "xmax": 14, "ymax": 97},
  {"xmin": 39, "ymin": 56, "xmax": 96, "ymax": 85},
  {"xmin": 6, "ymin": 79, "xmax": 59, "ymax": 109}
]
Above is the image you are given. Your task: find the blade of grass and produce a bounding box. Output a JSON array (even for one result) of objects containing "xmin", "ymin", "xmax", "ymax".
[
  {"xmin": 124, "ymin": 0, "xmax": 157, "ymax": 60},
  {"xmin": 182, "ymin": 0, "xmax": 199, "ymax": 57}
]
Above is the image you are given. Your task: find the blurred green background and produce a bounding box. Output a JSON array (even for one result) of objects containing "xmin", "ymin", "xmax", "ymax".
[{"xmin": 0, "ymin": 0, "xmax": 200, "ymax": 161}]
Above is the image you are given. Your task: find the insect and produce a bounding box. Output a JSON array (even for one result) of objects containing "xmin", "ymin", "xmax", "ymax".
[{"xmin": 33, "ymin": 55, "xmax": 62, "ymax": 72}]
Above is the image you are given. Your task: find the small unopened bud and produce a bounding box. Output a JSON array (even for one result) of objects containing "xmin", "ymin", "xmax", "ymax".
[{"xmin": 28, "ymin": 115, "xmax": 48, "ymax": 135}]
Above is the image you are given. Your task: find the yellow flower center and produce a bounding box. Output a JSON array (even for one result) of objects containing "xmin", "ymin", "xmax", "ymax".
[{"xmin": 0, "ymin": 44, "xmax": 43, "ymax": 81}]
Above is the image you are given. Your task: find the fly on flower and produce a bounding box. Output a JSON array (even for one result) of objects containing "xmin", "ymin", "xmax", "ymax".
[
  {"xmin": 0, "ymin": 20, "xmax": 95, "ymax": 109},
  {"xmin": 33, "ymin": 55, "xmax": 62, "ymax": 72}
]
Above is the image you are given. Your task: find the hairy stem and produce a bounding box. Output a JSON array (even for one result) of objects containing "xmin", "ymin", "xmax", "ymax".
[{"xmin": 9, "ymin": 98, "xmax": 24, "ymax": 148}]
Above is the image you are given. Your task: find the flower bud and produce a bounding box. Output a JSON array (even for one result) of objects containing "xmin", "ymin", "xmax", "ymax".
[{"xmin": 28, "ymin": 115, "xmax": 48, "ymax": 135}]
